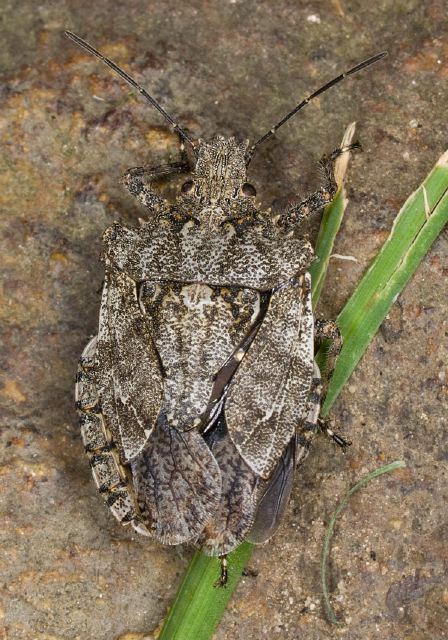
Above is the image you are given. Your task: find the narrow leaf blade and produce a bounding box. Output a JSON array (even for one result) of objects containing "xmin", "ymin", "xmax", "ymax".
[
  {"xmin": 321, "ymin": 460, "xmax": 406, "ymax": 624},
  {"xmin": 322, "ymin": 150, "xmax": 448, "ymax": 413},
  {"xmin": 310, "ymin": 121, "xmax": 357, "ymax": 306},
  {"xmin": 158, "ymin": 543, "xmax": 253, "ymax": 640}
]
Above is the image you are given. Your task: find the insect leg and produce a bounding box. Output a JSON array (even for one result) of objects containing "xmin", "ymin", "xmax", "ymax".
[
  {"xmin": 314, "ymin": 318, "xmax": 343, "ymax": 392},
  {"xmin": 318, "ymin": 417, "xmax": 352, "ymax": 452},
  {"xmin": 314, "ymin": 319, "xmax": 342, "ymax": 354},
  {"xmin": 301, "ymin": 362, "xmax": 323, "ymax": 439},
  {"xmin": 302, "ymin": 366, "xmax": 351, "ymax": 451},
  {"xmin": 121, "ymin": 161, "xmax": 189, "ymax": 209},
  {"xmin": 214, "ymin": 555, "xmax": 228, "ymax": 588},
  {"xmin": 282, "ymin": 142, "xmax": 361, "ymax": 228}
]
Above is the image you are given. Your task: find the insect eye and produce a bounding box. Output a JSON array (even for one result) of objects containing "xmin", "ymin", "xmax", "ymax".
[
  {"xmin": 241, "ymin": 183, "xmax": 257, "ymax": 197},
  {"xmin": 181, "ymin": 180, "xmax": 194, "ymax": 194}
]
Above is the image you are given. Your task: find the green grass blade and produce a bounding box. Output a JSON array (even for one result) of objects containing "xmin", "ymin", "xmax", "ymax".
[
  {"xmin": 322, "ymin": 149, "xmax": 448, "ymax": 414},
  {"xmin": 321, "ymin": 460, "xmax": 406, "ymax": 624},
  {"xmin": 310, "ymin": 189, "xmax": 348, "ymax": 307},
  {"xmin": 158, "ymin": 543, "xmax": 253, "ymax": 639},
  {"xmin": 310, "ymin": 121, "xmax": 357, "ymax": 307}
]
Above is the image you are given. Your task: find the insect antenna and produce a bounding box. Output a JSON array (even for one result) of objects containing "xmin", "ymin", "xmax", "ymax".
[
  {"xmin": 246, "ymin": 51, "xmax": 387, "ymax": 165},
  {"xmin": 65, "ymin": 30, "xmax": 197, "ymax": 154}
]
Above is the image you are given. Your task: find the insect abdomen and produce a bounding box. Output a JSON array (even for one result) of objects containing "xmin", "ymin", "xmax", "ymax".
[{"xmin": 76, "ymin": 338, "xmax": 150, "ymax": 537}]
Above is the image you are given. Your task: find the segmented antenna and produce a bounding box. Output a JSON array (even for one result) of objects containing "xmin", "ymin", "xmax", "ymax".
[
  {"xmin": 246, "ymin": 51, "xmax": 387, "ymax": 165},
  {"xmin": 65, "ymin": 31, "xmax": 197, "ymax": 153}
]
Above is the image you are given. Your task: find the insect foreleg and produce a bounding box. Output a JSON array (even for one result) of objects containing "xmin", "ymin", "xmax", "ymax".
[
  {"xmin": 121, "ymin": 161, "xmax": 189, "ymax": 209},
  {"xmin": 282, "ymin": 142, "xmax": 361, "ymax": 228}
]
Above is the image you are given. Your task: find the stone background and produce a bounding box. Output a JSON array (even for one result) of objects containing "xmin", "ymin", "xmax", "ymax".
[{"xmin": 1, "ymin": 1, "xmax": 447, "ymax": 639}]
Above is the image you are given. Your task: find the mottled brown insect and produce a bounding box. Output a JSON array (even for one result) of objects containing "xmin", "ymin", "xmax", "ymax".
[{"xmin": 68, "ymin": 31, "xmax": 385, "ymax": 583}]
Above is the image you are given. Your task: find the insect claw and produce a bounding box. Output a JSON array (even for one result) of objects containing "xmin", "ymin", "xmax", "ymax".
[
  {"xmin": 329, "ymin": 141, "xmax": 362, "ymax": 162},
  {"xmin": 341, "ymin": 140, "xmax": 362, "ymax": 154},
  {"xmin": 327, "ymin": 428, "xmax": 352, "ymax": 451}
]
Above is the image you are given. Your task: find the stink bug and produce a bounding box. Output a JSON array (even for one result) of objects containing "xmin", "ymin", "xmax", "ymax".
[{"xmin": 68, "ymin": 30, "xmax": 385, "ymax": 583}]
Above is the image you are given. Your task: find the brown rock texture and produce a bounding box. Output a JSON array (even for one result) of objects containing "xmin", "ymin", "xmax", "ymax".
[{"xmin": 1, "ymin": 1, "xmax": 447, "ymax": 639}]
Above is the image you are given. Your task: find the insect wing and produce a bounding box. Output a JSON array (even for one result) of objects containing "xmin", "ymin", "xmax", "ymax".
[
  {"xmin": 246, "ymin": 434, "xmax": 296, "ymax": 544},
  {"xmin": 225, "ymin": 274, "xmax": 314, "ymax": 479},
  {"xmin": 130, "ymin": 419, "xmax": 222, "ymax": 544},
  {"xmin": 247, "ymin": 360, "xmax": 321, "ymax": 543},
  {"xmin": 95, "ymin": 269, "xmax": 163, "ymax": 462},
  {"xmin": 197, "ymin": 414, "xmax": 259, "ymax": 556}
]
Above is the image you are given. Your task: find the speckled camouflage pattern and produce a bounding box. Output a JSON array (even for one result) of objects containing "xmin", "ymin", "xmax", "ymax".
[
  {"xmin": 226, "ymin": 273, "xmax": 314, "ymax": 479},
  {"xmin": 130, "ymin": 418, "xmax": 222, "ymax": 544},
  {"xmin": 75, "ymin": 135, "xmax": 321, "ymax": 554}
]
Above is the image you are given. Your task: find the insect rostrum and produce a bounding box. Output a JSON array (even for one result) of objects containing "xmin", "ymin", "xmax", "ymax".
[{"xmin": 69, "ymin": 31, "xmax": 385, "ymax": 574}]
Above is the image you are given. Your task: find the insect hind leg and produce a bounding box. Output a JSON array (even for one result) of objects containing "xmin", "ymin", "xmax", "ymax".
[
  {"xmin": 318, "ymin": 417, "xmax": 352, "ymax": 452},
  {"xmin": 301, "ymin": 364, "xmax": 351, "ymax": 452},
  {"xmin": 214, "ymin": 555, "xmax": 228, "ymax": 588},
  {"xmin": 299, "ymin": 363, "xmax": 323, "ymax": 448}
]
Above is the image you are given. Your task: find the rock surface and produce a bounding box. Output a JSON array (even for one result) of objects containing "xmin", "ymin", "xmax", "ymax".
[{"xmin": 1, "ymin": 1, "xmax": 447, "ymax": 639}]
